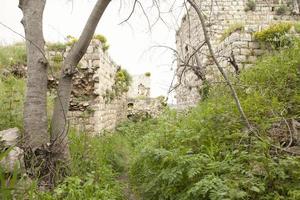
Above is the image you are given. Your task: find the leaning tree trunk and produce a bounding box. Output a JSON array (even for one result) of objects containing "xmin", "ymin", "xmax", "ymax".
[
  {"xmin": 50, "ymin": 0, "xmax": 111, "ymax": 160},
  {"xmin": 19, "ymin": 0, "xmax": 48, "ymax": 150},
  {"xmin": 187, "ymin": 0, "xmax": 251, "ymax": 130}
]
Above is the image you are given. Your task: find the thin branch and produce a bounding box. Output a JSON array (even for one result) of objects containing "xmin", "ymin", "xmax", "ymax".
[{"xmin": 187, "ymin": 0, "xmax": 252, "ymax": 130}]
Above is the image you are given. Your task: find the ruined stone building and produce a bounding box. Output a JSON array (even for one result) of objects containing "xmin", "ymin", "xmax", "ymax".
[
  {"xmin": 128, "ymin": 74, "xmax": 151, "ymax": 98},
  {"xmin": 127, "ymin": 74, "xmax": 165, "ymax": 120},
  {"xmin": 175, "ymin": 0, "xmax": 300, "ymax": 108},
  {"xmin": 47, "ymin": 40, "xmax": 164, "ymax": 134}
]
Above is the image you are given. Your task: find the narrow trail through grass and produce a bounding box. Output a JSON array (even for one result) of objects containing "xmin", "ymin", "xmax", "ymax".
[{"xmin": 118, "ymin": 170, "xmax": 138, "ymax": 200}]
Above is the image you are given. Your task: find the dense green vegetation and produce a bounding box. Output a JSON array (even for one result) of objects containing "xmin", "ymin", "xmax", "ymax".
[
  {"xmin": 254, "ymin": 22, "xmax": 293, "ymax": 49},
  {"xmin": 1, "ymin": 37, "xmax": 300, "ymax": 200},
  {"xmin": 0, "ymin": 75, "xmax": 25, "ymax": 130}
]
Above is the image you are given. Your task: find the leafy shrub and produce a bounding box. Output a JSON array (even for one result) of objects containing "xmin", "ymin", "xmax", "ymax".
[
  {"xmin": 254, "ymin": 22, "xmax": 293, "ymax": 49},
  {"xmin": 115, "ymin": 69, "xmax": 132, "ymax": 93},
  {"xmin": 220, "ymin": 23, "xmax": 244, "ymax": 41},
  {"xmin": 94, "ymin": 34, "xmax": 110, "ymax": 52},
  {"xmin": 93, "ymin": 34, "xmax": 107, "ymax": 44},
  {"xmin": 102, "ymin": 44, "xmax": 110, "ymax": 52},
  {"xmin": 128, "ymin": 42, "xmax": 300, "ymax": 199},
  {"xmin": 0, "ymin": 43, "xmax": 26, "ymax": 69},
  {"xmin": 245, "ymin": 0, "xmax": 256, "ymax": 12},
  {"xmin": 104, "ymin": 68, "xmax": 132, "ymax": 103}
]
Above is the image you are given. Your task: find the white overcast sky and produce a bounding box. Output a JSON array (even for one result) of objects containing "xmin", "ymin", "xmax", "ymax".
[{"xmin": 0, "ymin": 0, "xmax": 185, "ymax": 103}]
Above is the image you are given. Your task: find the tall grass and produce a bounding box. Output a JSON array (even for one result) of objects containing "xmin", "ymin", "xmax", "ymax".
[
  {"xmin": 0, "ymin": 75, "xmax": 25, "ymax": 130},
  {"xmin": 0, "ymin": 43, "xmax": 26, "ymax": 69}
]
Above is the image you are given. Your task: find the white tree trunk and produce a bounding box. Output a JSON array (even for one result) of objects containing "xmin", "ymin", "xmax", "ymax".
[{"xmin": 19, "ymin": 0, "xmax": 48, "ymax": 150}]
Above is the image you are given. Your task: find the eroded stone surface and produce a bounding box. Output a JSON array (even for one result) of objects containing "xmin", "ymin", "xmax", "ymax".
[{"xmin": 0, "ymin": 128, "xmax": 24, "ymax": 173}]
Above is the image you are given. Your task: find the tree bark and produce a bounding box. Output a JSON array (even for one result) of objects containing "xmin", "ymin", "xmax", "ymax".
[
  {"xmin": 187, "ymin": 0, "xmax": 251, "ymax": 129},
  {"xmin": 19, "ymin": 0, "xmax": 48, "ymax": 150},
  {"xmin": 50, "ymin": 0, "xmax": 111, "ymax": 159}
]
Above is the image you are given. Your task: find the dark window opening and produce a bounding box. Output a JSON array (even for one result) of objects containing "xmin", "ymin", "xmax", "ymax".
[{"xmin": 128, "ymin": 103, "xmax": 134, "ymax": 108}]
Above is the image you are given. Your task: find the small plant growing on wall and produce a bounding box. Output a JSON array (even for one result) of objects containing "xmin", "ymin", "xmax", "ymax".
[
  {"xmin": 93, "ymin": 34, "xmax": 110, "ymax": 52},
  {"xmin": 276, "ymin": 4, "xmax": 288, "ymax": 15},
  {"xmin": 144, "ymin": 72, "xmax": 151, "ymax": 77},
  {"xmin": 254, "ymin": 22, "xmax": 293, "ymax": 49},
  {"xmin": 244, "ymin": 0, "xmax": 256, "ymax": 12},
  {"xmin": 103, "ymin": 68, "xmax": 132, "ymax": 103},
  {"xmin": 66, "ymin": 35, "xmax": 78, "ymax": 46},
  {"xmin": 220, "ymin": 23, "xmax": 244, "ymax": 41}
]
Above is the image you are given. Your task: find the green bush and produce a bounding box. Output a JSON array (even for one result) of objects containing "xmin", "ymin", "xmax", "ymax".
[
  {"xmin": 220, "ymin": 23, "xmax": 244, "ymax": 41},
  {"xmin": 254, "ymin": 22, "xmax": 293, "ymax": 49},
  {"xmin": 128, "ymin": 42, "xmax": 300, "ymax": 199},
  {"xmin": 93, "ymin": 34, "xmax": 107, "ymax": 44},
  {"xmin": 104, "ymin": 68, "xmax": 132, "ymax": 103},
  {"xmin": 0, "ymin": 43, "xmax": 26, "ymax": 69},
  {"xmin": 93, "ymin": 34, "xmax": 110, "ymax": 52}
]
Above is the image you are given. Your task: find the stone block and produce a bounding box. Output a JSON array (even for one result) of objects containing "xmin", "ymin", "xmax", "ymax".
[
  {"xmin": 253, "ymin": 49, "xmax": 265, "ymax": 56},
  {"xmin": 235, "ymin": 41, "xmax": 248, "ymax": 48},
  {"xmin": 247, "ymin": 56, "xmax": 257, "ymax": 63},
  {"xmin": 248, "ymin": 42, "xmax": 260, "ymax": 49},
  {"xmin": 235, "ymin": 55, "xmax": 247, "ymax": 62},
  {"xmin": 87, "ymin": 46, "xmax": 93, "ymax": 54},
  {"xmin": 0, "ymin": 128, "xmax": 19, "ymax": 146},
  {"xmin": 241, "ymin": 48, "xmax": 251, "ymax": 55}
]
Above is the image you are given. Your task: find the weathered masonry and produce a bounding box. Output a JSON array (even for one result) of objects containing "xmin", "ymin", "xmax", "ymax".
[
  {"xmin": 48, "ymin": 39, "xmax": 128, "ymax": 134},
  {"xmin": 47, "ymin": 39, "xmax": 165, "ymax": 134},
  {"xmin": 175, "ymin": 0, "xmax": 300, "ymax": 108}
]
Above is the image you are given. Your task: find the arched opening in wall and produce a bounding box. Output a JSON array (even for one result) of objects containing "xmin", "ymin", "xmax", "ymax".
[
  {"xmin": 128, "ymin": 103, "xmax": 134, "ymax": 108},
  {"xmin": 127, "ymin": 114, "xmax": 133, "ymax": 119}
]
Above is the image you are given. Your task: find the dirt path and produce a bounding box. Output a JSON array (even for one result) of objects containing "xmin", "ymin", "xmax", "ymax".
[{"xmin": 118, "ymin": 172, "xmax": 139, "ymax": 200}]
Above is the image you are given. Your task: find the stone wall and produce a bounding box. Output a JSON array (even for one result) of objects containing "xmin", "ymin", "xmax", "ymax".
[
  {"xmin": 48, "ymin": 40, "xmax": 128, "ymax": 135},
  {"xmin": 175, "ymin": 0, "xmax": 300, "ymax": 108},
  {"xmin": 127, "ymin": 96, "xmax": 166, "ymax": 121}
]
